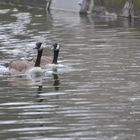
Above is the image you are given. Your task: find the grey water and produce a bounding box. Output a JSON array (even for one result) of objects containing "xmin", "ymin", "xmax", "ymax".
[{"xmin": 0, "ymin": 5, "xmax": 140, "ymax": 140}]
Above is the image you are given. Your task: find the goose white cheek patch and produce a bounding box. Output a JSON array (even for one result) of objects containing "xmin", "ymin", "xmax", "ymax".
[
  {"xmin": 40, "ymin": 44, "xmax": 45, "ymax": 50},
  {"xmin": 56, "ymin": 44, "xmax": 60, "ymax": 50}
]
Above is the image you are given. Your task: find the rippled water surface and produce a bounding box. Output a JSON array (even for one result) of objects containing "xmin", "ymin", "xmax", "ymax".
[{"xmin": 0, "ymin": 5, "xmax": 140, "ymax": 140}]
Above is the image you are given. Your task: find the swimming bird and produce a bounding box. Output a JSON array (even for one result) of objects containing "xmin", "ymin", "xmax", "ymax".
[
  {"xmin": 8, "ymin": 42, "xmax": 43, "ymax": 75},
  {"xmin": 32, "ymin": 43, "xmax": 60, "ymax": 68},
  {"xmin": 28, "ymin": 42, "xmax": 44, "ymax": 77}
]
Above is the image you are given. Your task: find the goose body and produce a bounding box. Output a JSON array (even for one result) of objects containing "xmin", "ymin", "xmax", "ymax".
[
  {"xmin": 9, "ymin": 60, "xmax": 34, "ymax": 74},
  {"xmin": 8, "ymin": 42, "xmax": 43, "ymax": 76}
]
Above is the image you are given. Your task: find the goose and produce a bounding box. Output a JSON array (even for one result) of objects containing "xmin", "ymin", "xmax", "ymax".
[
  {"xmin": 8, "ymin": 42, "xmax": 43, "ymax": 75},
  {"xmin": 32, "ymin": 43, "xmax": 60, "ymax": 68},
  {"xmin": 28, "ymin": 42, "xmax": 44, "ymax": 77}
]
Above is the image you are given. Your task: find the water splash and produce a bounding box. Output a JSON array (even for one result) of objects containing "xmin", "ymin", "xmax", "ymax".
[
  {"xmin": 43, "ymin": 63, "xmax": 74, "ymax": 76},
  {"xmin": 0, "ymin": 65, "xmax": 10, "ymax": 76}
]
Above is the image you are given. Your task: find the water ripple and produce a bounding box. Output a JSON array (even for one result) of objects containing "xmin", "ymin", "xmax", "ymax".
[{"xmin": 0, "ymin": 5, "xmax": 140, "ymax": 140}]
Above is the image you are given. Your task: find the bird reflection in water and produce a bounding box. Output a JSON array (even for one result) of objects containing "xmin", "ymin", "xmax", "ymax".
[
  {"xmin": 36, "ymin": 68, "xmax": 60, "ymax": 102},
  {"xmin": 52, "ymin": 68, "xmax": 60, "ymax": 91},
  {"xmin": 36, "ymin": 85, "xmax": 44, "ymax": 102}
]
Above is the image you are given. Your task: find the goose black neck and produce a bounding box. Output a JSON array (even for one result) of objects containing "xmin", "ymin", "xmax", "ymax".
[
  {"xmin": 52, "ymin": 50, "xmax": 59, "ymax": 64},
  {"xmin": 34, "ymin": 49, "xmax": 43, "ymax": 67}
]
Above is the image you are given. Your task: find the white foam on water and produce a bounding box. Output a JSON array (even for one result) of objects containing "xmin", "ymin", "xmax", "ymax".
[{"xmin": 0, "ymin": 65, "xmax": 10, "ymax": 76}]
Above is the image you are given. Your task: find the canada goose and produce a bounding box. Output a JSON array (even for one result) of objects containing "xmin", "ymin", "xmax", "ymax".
[
  {"xmin": 28, "ymin": 42, "xmax": 44, "ymax": 77},
  {"xmin": 32, "ymin": 43, "xmax": 60, "ymax": 68},
  {"xmin": 8, "ymin": 42, "xmax": 43, "ymax": 75}
]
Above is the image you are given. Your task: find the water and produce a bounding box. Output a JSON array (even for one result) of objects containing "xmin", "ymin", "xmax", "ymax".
[{"xmin": 0, "ymin": 5, "xmax": 140, "ymax": 140}]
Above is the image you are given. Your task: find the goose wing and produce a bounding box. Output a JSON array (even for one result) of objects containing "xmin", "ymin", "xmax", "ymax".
[{"xmin": 9, "ymin": 60, "xmax": 34, "ymax": 73}]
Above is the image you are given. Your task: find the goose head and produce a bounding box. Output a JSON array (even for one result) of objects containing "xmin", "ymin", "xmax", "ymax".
[
  {"xmin": 28, "ymin": 42, "xmax": 44, "ymax": 77},
  {"xmin": 52, "ymin": 43, "xmax": 60, "ymax": 64},
  {"xmin": 34, "ymin": 42, "xmax": 43, "ymax": 50}
]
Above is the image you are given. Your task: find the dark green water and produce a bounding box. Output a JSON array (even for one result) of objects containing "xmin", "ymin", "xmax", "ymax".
[{"xmin": 0, "ymin": 5, "xmax": 140, "ymax": 140}]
